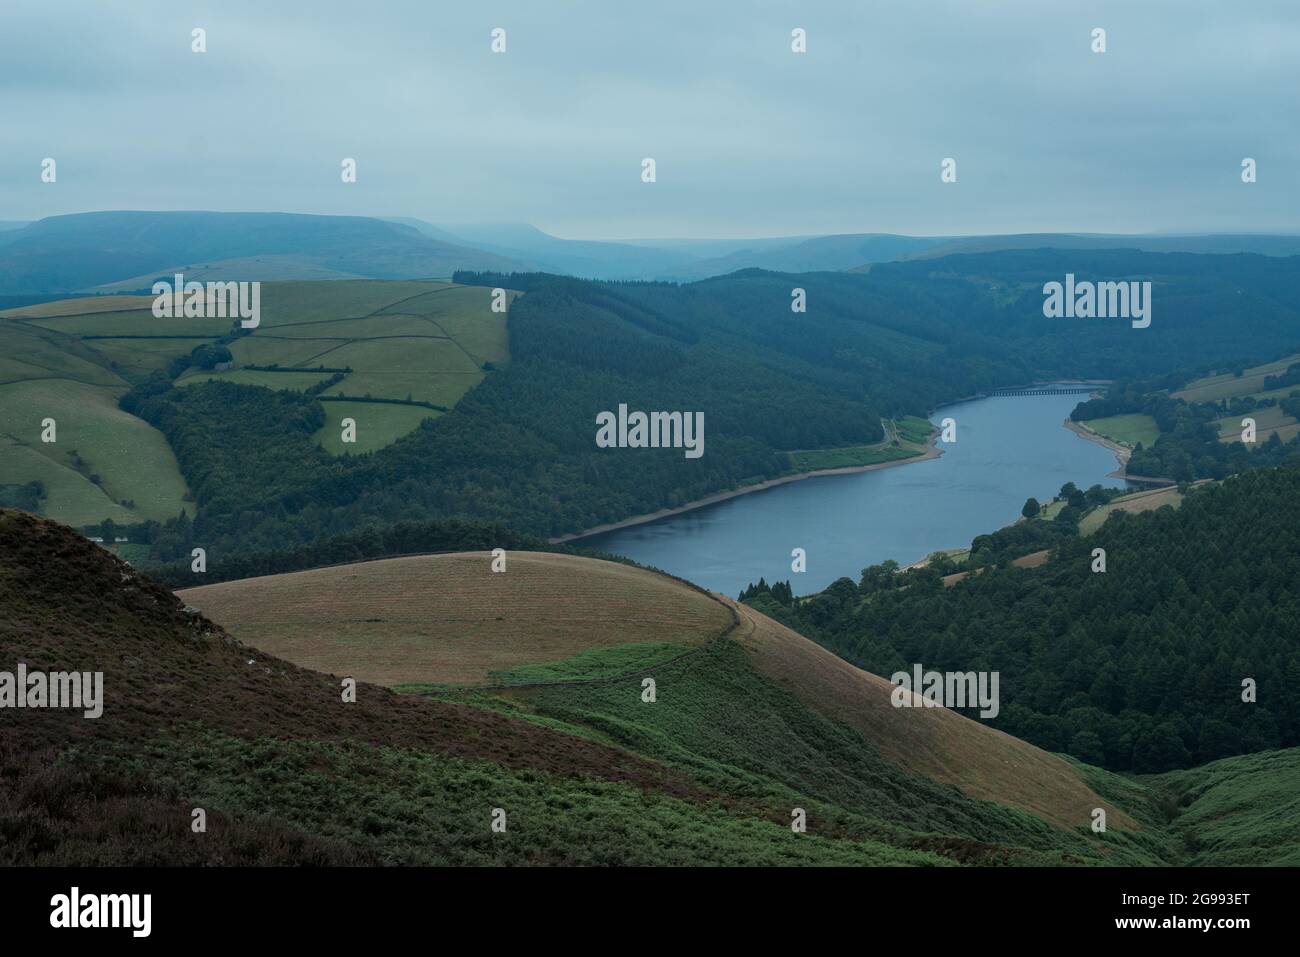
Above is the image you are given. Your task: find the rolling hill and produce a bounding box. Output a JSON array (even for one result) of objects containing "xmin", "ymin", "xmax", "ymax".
[
  {"xmin": 178, "ymin": 552, "xmax": 733, "ymax": 686},
  {"xmin": 0, "ymin": 280, "xmax": 512, "ymax": 527},
  {"xmin": 179, "ymin": 547, "xmax": 1130, "ymax": 835},
  {"xmin": 7, "ymin": 509, "xmax": 1299, "ymax": 864},
  {"xmin": 0, "ymin": 211, "xmax": 528, "ymax": 294}
]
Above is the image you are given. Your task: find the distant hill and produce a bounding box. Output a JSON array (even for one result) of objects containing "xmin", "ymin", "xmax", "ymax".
[
  {"xmin": 404, "ymin": 219, "xmax": 703, "ymax": 280},
  {"xmin": 677, "ymin": 233, "xmax": 945, "ymax": 278},
  {"xmin": 0, "ymin": 211, "xmax": 529, "ymax": 293},
  {"xmin": 853, "ymin": 232, "xmax": 1300, "ymax": 267}
]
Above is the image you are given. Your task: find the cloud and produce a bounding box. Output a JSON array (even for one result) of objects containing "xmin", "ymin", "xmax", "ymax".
[{"xmin": 2, "ymin": 0, "xmax": 1296, "ymax": 238}]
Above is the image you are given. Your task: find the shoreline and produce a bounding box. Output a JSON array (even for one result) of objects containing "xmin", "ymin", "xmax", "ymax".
[
  {"xmin": 1063, "ymin": 419, "xmax": 1175, "ymax": 486},
  {"xmin": 1063, "ymin": 418, "xmax": 1131, "ymax": 468},
  {"xmin": 552, "ymin": 383, "xmax": 1113, "ymax": 546},
  {"xmin": 551, "ymin": 434, "xmax": 943, "ymax": 544}
]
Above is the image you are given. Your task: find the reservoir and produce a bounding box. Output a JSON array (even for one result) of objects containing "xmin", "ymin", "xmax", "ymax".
[{"xmin": 580, "ymin": 393, "xmax": 1131, "ymax": 598}]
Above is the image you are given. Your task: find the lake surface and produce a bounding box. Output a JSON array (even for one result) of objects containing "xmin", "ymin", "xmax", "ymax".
[{"xmin": 580, "ymin": 393, "xmax": 1131, "ymax": 597}]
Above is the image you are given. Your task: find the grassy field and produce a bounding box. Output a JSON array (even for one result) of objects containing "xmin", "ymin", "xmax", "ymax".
[
  {"xmin": 1214, "ymin": 403, "xmax": 1300, "ymax": 445},
  {"xmin": 1173, "ymin": 353, "xmax": 1300, "ymax": 403},
  {"xmin": 0, "ymin": 281, "xmax": 512, "ymax": 522},
  {"xmin": 894, "ymin": 415, "xmax": 933, "ymax": 444},
  {"xmin": 179, "ymin": 368, "xmax": 335, "ymax": 391},
  {"xmin": 1167, "ymin": 353, "xmax": 1300, "ymax": 445},
  {"xmin": 788, "ymin": 443, "xmax": 918, "ymax": 472},
  {"xmin": 1082, "ymin": 413, "xmax": 1160, "ymax": 448},
  {"xmin": 203, "ymin": 281, "xmax": 505, "ymax": 450},
  {"xmin": 0, "ymin": 376, "xmax": 191, "ymax": 526},
  {"xmin": 1077, "ymin": 486, "xmax": 1186, "ymax": 534},
  {"xmin": 178, "ymin": 551, "xmax": 733, "ymax": 687},
  {"xmin": 312, "ymin": 401, "xmax": 440, "ymax": 454},
  {"xmin": 788, "ymin": 415, "xmax": 931, "ymax": 472}
]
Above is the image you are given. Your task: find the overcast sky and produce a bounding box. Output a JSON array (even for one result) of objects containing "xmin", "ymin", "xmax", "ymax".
[{"xmin": 2, "ymin": 0, "xmax": 1296, "ymax": 239}]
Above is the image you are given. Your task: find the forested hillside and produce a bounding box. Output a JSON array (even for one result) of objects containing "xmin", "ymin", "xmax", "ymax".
[
  {"xmin": 746, "ymin": 466, "xmax": 1300, "ymax": 773},
  {"xmin": 94, "ymin": 250, "xmax": 1300, "ymax": 570}
]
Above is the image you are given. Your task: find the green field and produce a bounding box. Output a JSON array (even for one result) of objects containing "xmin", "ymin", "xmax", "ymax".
[
  {"xmin": 788, "ymin": 415, "xmax": 932, "ymax": 472},
  {"xmin": 0, "ymin": 378, "xmax": 191, "ymax": 525},
  {"xmin": 1082, "ymin": 413, "xmax": 1160, "ymax": 448},
  {"xmin": 894, "ymin": 415, "xmax": 933, "ymax": 444},
  {"xmin": 1214, "ymin": 403, "xmax": 1300, "ymax": 445},
  {"xmin": 0, "ymin": 281, "xmax": 513, "ymax": 515},
  {"xmin": 178, "ymin": 368, "xmax": 334, "ymax": 391},
  {"xmin": 788, "ymin": 443, "xmax": 918, "ymax": 472},
  {"xmin": 1173, "ymin": 353, "xmax": 1300, "ymax": 403},
  {"xmin": 1078, "ymin": 485, "xmax": 1187, "ymax": 534},
  {"xmin": 313, "ymin": 401, "xmax": 441, "ymax": 454}
]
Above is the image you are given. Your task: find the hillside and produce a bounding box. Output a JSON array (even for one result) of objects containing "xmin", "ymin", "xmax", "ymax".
[
  {"xmin": 757, "ymin": 466, "xmax": 1300, "ymax": 775},
  {"xmin": 0, "ymin": 280, "xmax": 512, "ymax": 528},
  {"xmin": 8, "ymin": 510, "xmax": 1299, "ymax": 864},
  {"xmin": 70, "ymin": 249, "xmax": 1300, "ymax": 577},
  {"xmin": 0, "ymin": 211, "xmax": 528, "ymax": 293},
  {"xmin": 179, "ymin": 546, "xmax": 1127, "ymax": 835},
  {"xmin": 178, "ymin": 552, "xmax": 733, "ymax": 686}
]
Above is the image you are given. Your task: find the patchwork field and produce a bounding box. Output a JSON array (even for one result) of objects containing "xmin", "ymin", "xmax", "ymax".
[
  {"xmin": 1173, "ymin": 353, "xmax": 1300, "ymax": 403},
  {"xmin": 0, "ymin": 280, "xmax": 513, "ymax": 525},
  {"xmin": 1214, "ymin": 403, "xmax": 1300, "ymax": 445},
  {"xmin": 178, "ymin": 551, "xmax": 732, "ymax": 687}
]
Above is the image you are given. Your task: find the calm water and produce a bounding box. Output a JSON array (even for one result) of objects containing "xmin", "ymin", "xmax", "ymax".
[{"xmin": 581, "ymin": 394, "xmax": 1130, "ymax": 597}]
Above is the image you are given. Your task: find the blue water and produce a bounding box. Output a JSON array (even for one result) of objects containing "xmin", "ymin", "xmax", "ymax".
[{"xmin": 580, "ymin": 394, "xmax": 1130, "ymax": 597}]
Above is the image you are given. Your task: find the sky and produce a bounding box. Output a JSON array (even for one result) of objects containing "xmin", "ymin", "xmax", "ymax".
[{"xmin": 2, "ymin": 0, "xmax": 1297, "ymax": 240}]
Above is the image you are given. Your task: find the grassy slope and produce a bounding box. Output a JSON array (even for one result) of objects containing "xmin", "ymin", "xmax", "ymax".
[
  {"xmin": 182, "ymin": 547, "xmax": 1153, "ymax": 862},
  {"xmin": 789, "ymin": 416, "xmax": 934, "ymax": 472},
  {"xmin": 0, "ymin": 312, "xmax": 192, "ymax": 525},
  {"xmin": 1175, "ymin": 352, "xmax": 1300, "ymax": 445},
  {"xmin": 1077, "ymin": 485, "xmax": 1187, "ymax": 534},
  {"xmin": 0, "ymin": 281, "xmax": 511, "ymax": 525},
  {"xmin": 1173, "ymin": 353, "xmax": 1300, "ymax": 403},
  {"xmin": 178, "ymin": 552, "xmax": 733, "ymax": 687},
  {"xmin": 1153, "ymin": 748, "xmax": 1300, "ymax": 866},
  {"xmin": 5, "ymin": 514, "xmax": 1291, "ymax": 865}
]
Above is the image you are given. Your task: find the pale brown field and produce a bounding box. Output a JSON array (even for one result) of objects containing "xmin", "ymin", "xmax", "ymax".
[
  {"xmin": 941, "ymin": 549, "xmax": 1050, "ymax": 587},
  {"xmin": 178, "ymin": 551, "xmax": 731, "ymax": 686},
  {"xmin": 0, "ymin": 295, "xmax": 158, "ymax": 319},
  {"xmin": 724, "ymin": 596, "xmax": 1133, "ymax": 832}
]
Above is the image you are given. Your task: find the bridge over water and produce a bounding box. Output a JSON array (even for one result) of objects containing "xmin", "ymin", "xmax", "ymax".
[{"xmin": 986, "ymin": 386, "xmax": 1101, "ymax": 397}]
